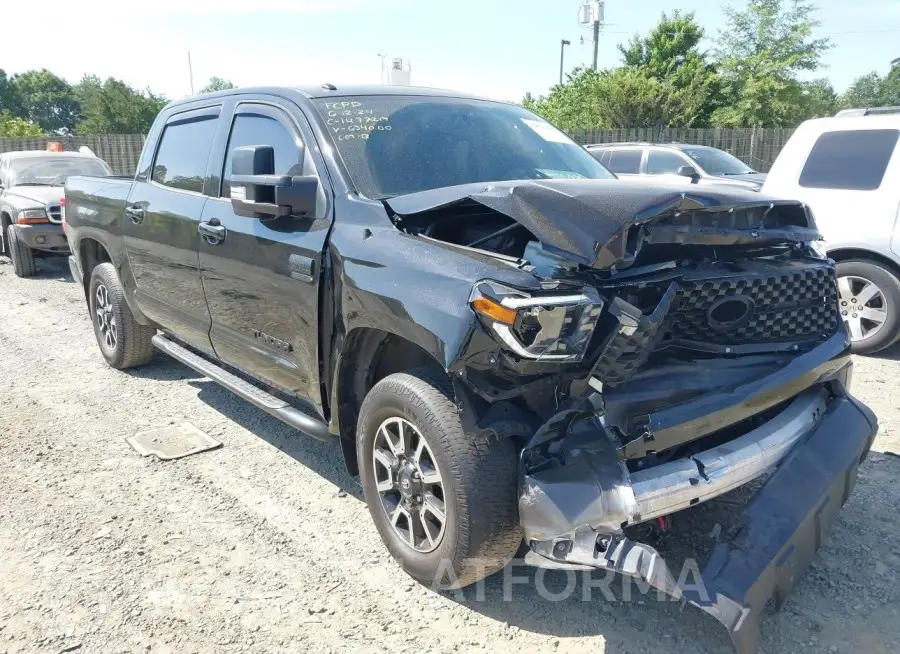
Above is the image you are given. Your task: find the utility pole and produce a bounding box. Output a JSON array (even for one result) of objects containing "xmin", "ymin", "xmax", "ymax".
[
  {"xmin": 187, "ymin": 51, "xmax": 195, "ymax": 95},
  {"xmin": 559, "ymin": 39, "xmax": 571, "ymax": 85},
  {"xmin": 592, "ymin": 18, "xmax": 600, "ymax": 70},
  {"xmin": 377, "ymin": 53, "xmax": 387, "ymax": 84},
  {"xmin": 579, "ymin": 1, "xmax": 605, "ymax": 70}
]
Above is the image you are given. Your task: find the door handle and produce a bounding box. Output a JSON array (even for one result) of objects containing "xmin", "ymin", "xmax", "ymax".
[
  {"xmin": 124, "ymin": 205, "xmax": 145, "ymax": 224},
  {"xmin": 198, "ymin": 219, "xmax": 226, "ymax": 244}
]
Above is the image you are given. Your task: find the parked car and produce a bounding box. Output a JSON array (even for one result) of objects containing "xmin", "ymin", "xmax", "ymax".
[
  {"xmin": 586, "ymin": 142, "xmax": 766, "ymax": 191},
  {"xmin": 0, "ymin": 150, "xmax": 113, "ymax": 277},
  {"xmin": 763, "ymin": 107, "xmax": 900, "ymax": 354},
  {"xmin": 64, "ymin": 85, "xmax": 876, "ymax": 654}
]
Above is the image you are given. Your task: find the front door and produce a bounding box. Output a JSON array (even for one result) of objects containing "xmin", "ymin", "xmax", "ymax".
[
  {"xmin": 124, "ymin": 106, "xmax": 220, "ymax": 355},
  {"xmin": 198, "ymin": 101, "xmax": 331, "ymax": 410}
]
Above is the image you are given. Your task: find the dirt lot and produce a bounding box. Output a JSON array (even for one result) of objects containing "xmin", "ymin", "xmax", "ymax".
[{"xmin": 1, "ymin": 256, "xmax": 899, "ymax": 654}]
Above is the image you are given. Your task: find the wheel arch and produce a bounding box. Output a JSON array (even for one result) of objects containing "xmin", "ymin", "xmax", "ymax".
[
  {"xmin": 77, "ymin": 237, "xmax": 113, "ymax": 297},
  {"xmin": 828, "ymin": 247, "xmax": 900, "ymax": 281},
  {"xmin": 332, "ymin": 327, "xmax": 452, "ymax": 476}
]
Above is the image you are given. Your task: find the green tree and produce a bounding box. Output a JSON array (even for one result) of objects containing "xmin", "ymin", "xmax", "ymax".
[
  {"xmin": 712, "ymin": 0, "xmax": 832, "ymax": 126},
  {"xmin": 0, "ymin": 110, "xmax": 44, "ymax": 137},
  {"xmin": 798, "ymin": 78, "xmax": 838, "ymax": 118},
  {"xmin": 0, "ymin": 69, "xmax": 22, "ymax": 116},
  {"xmin": 76, "ymin": 76, "xmax": 167, "ymax": 134},
  {"xmin": 840, "ymin": 71, "xmax": 884, "ymax": 108},
  {"xmin": 619, "ymin": 11, "xmax": 720, "ymax": 125},
  {"xmin": 11, "ymin": 69, "xmax": 81, "ymax": 133},
  {"xmin": 200, "ymin": 77, "xmax": 235, "ymax": 93},
  {"xmin": 524, "ymin": 12, "xmax": 718, "ymax": 130}
]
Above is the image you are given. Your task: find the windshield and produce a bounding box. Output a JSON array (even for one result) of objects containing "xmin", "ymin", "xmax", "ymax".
[
  {"xmin": 9, "ymin": 156, "xmax": 112, "ymax": 187},
  {"xmin": 682, "ymin": 147, "xmax": 754, "ymax": 176},
  {"xmin": 313, "ymin": 96, "xmax": 614, "ymax": 199}
]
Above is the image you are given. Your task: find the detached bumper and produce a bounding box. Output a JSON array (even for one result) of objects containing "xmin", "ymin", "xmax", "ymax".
[
  {"xmin": 13, "ymin": 223, "xmax": 69, "ymax": 253},
  {"xmin": 521, "ymin": 392, "xmax": 877, "ymax": 654}
]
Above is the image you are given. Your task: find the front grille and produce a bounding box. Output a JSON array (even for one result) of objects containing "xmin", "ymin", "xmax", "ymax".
[
  {"xmin": 46, "ymin": 204, "xmax": 62, "ymax": 224},
  {"xmin": 667, "ymin": 263, "xmax": 839, "ymax": 346}
]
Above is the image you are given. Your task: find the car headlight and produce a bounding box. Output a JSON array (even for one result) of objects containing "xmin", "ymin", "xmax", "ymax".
[
  {"xmin": 809, "ymin": 240, "xmax": 829, "ymax": 260},
  {"xmin": 470, "ymin": 281, "xmax": 604, "ymax": 362},
  {"xmin": 17, "ymin": 209, "xmax": 48, "ymax": 220}
]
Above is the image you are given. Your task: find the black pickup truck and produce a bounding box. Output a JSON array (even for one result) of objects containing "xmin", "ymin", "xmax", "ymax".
[{"xmin": 64, "ymin": 86, "xmax": 877, "ymax": 653}]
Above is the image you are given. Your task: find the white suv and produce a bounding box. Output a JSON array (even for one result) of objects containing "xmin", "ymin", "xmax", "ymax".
[{"xmin": 764, "ymin": 108, "xmax": 900, "ymax": 354}]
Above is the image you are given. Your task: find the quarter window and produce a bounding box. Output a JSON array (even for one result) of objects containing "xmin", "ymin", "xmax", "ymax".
[
  {"xmin": 221, "ymin": 111, "xmax": 303, "ymax": 197},
  {"xmin": 151, "ymin": 116, "xmax": 218, "ymax": 193},
  {"xmin": 799, "ymin": 129, "xmax": 899, "ymax": 191}
]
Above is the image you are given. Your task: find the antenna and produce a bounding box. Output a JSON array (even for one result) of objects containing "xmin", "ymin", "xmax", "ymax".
[{"xmin": 187, "ymin": 50, "xmax": 194, "ymax": 95}]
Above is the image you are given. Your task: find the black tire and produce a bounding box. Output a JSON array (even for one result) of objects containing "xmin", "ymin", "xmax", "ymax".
[
  {"xmin": 836, "ymin": 259, "xmax": 900, "ymax": 355},
  {"xmin": 88, "ymin": 262, "xmax": 155, "ymax": 369},
  {"xmin": 357, "ymin": 368, "xmax": 521, "ymax": 589},
  {"xmin": 6, "ymin": 225, "xmax": 36, "ymax": 278}
]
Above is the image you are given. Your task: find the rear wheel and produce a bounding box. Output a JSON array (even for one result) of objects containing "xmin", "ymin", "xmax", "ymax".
[
  {"xmin": 357, "ymin": 368, "xmax": 521, "ymax": 589},
  {"xmin": 835, "ymin": 259, "xmax": 900, "ymax": 355},
  {"xmin": 88, "ymin": 263, "xmax": 155, "ymax": 369},
  {"xmin": 6, "ymin": 225, "xmax": 36, "ymax": 278}
]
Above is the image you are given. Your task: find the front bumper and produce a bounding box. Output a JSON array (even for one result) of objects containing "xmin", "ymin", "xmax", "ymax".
[
  {"xmin": 12, "ymin": 223, "xmax": 69, "ymax": 254},
  {"xmin": 521, "ymin": 390, "xmax": 877, "ymax": 654}
]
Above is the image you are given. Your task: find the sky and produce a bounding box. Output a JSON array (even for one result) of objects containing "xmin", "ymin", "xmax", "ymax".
[{"xmin": 2, "ymin": 0, "xmax": 899, "ymax": 103}]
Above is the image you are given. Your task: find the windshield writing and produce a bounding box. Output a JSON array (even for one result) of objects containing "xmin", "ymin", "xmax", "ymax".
[{"xmin": 313, "ymin": 96, "xmax": 613, "ymax": 198}]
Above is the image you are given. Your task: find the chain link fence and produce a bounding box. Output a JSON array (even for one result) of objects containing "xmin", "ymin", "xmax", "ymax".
[
  {"xmin": 567, "ymin": 127, "xmax": 795, "ymax": 172},
  {"xmin": 0, "ymin": 134, "xmax": 145, "ymax": 175},
  {"xmin": 1, "ymin": 127, "xmax": 795, "ymax": 175}
]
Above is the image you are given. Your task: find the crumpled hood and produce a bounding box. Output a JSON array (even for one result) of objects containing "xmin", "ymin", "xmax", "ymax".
[
  {"xmin": 4, "ymin": 185, "xmax": 63, "ymax": 208},
  {"xmin": 385, "ymin": 178, "xmax": 808, "ymax": 269}
]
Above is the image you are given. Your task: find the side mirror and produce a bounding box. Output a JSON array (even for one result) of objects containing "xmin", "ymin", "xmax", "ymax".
[
  {"xmin": 677, "ymin": 165, "xmax": 700, "ymax": 180},
  {"xmin": 229, "ymin": 145, "xmax": 318, "ymax": 218}
]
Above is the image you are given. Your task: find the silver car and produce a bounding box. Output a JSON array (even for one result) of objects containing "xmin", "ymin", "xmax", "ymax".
[{"xmin": 586, "ymin": 142, "xmax": 767, "ymax": 192}]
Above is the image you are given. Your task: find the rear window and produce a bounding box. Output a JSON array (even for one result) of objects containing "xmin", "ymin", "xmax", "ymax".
[
  {"xmin": 606, "ymin": 150, "xmax": 642, "ymax": 174},
  {"xmin": 151, "ymin": 116, "xmax": 218, "ymax": 194},
  {"xmin": 799, "ymin": 129, "xmax": 899, "ymax": 191}
]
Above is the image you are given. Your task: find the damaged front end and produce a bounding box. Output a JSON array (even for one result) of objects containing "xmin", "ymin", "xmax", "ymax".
[{"xmin": 385, "ymin": 179, "xmax": 878, "ymax": 653}]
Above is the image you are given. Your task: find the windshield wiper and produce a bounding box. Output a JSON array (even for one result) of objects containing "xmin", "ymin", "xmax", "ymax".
[
  {"xmin": 720, "ymin": 171, "xmax": 755, "ymax": 176},
  {"xmin": 13, "ymin": 182, "xmax": 57, "ymax": 186}
]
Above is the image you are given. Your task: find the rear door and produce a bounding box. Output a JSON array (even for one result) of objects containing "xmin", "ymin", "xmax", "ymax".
[
  {"xmin": 123, "ymin": 106, "xmax": 220, "ymax": 355},
  {"xmin": 198, "ymin": 99, "xmax": 332, "ymax": 408}
]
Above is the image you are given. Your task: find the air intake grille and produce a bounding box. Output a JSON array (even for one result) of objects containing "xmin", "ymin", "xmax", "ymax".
[{"xmin": 668, "ymin": 264, "xmax": 839, "ymax": 345}]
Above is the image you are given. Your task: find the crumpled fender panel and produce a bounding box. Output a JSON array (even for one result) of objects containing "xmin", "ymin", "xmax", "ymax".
[{"xmin": 525, "ymin": 394, "xmax": 877, "ymax": 654}]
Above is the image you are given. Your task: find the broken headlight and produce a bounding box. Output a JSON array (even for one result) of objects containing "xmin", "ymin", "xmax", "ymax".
[{"xmin": 470, "ymin": 281, "xmax": 604, "ymax": 362}]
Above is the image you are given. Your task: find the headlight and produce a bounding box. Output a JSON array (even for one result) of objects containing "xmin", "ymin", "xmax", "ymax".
[
  {"xmin": 809, "ymin": 240, "xmax": 829, "ymax": 260},
  {"xmin": 17, "ymin": 209, "xmax": 48, "ymax": 224},
  {"xmin": 470, "ymin": 281, "xmax": 604, "ymax": 362}
]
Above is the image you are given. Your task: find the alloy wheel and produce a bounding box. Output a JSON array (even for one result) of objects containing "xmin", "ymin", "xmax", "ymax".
[
  {"xmin": 838, "ymin": 275, "xmax": 887, "ymax": 342},
  {"xmin": 94, "ymin": 284, "xmax": 118, "ymax": 351},
  {"xmin": 372, "ymin": 416, "xmax": 446, "ymax": 553}
]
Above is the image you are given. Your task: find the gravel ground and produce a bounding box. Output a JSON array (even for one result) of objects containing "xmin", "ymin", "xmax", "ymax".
[{"xmin": 1, "ymin": 256, "xmax": 899, "ymax": 654}]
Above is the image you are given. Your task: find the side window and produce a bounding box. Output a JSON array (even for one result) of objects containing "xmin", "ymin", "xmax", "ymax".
[
  {"xmin": 799, "ymin": 129, "xmax": 900, "ymax": 191},
  {"xmin": 606, "ymin": 150, "xmax": 642, "ymax": 175},
  {"xmin": 221, "ymin": 111, "xmax": 303, "ymax": 198},
  {"xmin": 151, "ymin": 117, "xmax": 218, "ymax": 193},
  {"xmin": 647, "ymin": 150, "xmax": 689, "ymax": 175}
]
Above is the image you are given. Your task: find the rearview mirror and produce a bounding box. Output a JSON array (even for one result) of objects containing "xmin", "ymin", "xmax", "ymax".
[
  {"xmin": 677, "ymin": 165, "xmax": 700, "ymax": 180},
  {"xmin": 229, "ymin": 145, "xmax": 318, "ymax": 218}
]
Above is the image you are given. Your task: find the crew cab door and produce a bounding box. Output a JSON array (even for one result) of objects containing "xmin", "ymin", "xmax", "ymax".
[
  {"xmin": 123, "ymin": 106, "xmax": 220, "ymax": 355},
  {"xmin": 198, "ymin": 100, "xmax": 331, "ymax": 409}
]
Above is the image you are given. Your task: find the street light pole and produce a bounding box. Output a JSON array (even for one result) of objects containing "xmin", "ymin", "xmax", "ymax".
[{"xmin": 559, "ymin": 39, "xmax": 571, "ymax": 85}]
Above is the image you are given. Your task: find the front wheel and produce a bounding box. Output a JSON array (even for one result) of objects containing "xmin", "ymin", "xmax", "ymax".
[
  {"xmin": 357, "ymin": 368, "xmax": 521, "ymax": 589},
  {"xmin": 6, "ymin": 225, "xmax": 36, "ymax": 278},
  {"xmin": 836, "ymin": 259, "xmax": 900, "ymax": 355}
]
